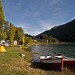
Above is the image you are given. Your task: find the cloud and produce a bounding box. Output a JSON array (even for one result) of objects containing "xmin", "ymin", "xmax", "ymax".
[
  {"xmin": 49, "ymin": 0, "xmax": 63, "ymax": 17},
  {"xmin": 16, "ymin": 23, "xmax": 42, "ymax": 36},
  {"xmin": 16, "ymin": 20, "xmax": 53, "ymax": 36},
  {"xmin": 49, "ymin": 0, "xmax": 62, "ymax": 6},
  {"xmin": 72, "ymin": 16, "xmax": 75, "ymax": 20},
  {"xmin": 40, "ymin": 20, "xmax": 53, "ymax": 30},
  {"xmin": 17, "ymin": 0, "xmax": 24, "ymax": 6},
  {"xmin": 52, "ymin": 7, "xmax": 61, "ymax": 12},
  {"xmin": 34, "ymin": 11, "xmax": 40, "ymax": 16},
  {"xmin": 53, "ymin": 12, "xmax": 59, "ymax": 16}
]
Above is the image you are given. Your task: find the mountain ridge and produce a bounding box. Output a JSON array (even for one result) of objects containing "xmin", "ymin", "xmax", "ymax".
[{"xmin": 37, "ymin": 19, "xmax": 75, "ymax": 42}]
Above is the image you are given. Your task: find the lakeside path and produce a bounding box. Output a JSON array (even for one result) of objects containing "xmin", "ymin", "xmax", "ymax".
[{"xmin": 0, "ymin": 46, "xmax": 75, "ymax": 75}]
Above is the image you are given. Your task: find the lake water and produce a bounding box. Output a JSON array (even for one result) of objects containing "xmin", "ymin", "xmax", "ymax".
[{"xmin": 30, "ymin": 43, "xmax": 75, "ymax": 62}]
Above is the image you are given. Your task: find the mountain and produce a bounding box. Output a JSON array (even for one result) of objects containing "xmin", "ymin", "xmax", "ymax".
[{"xmin": 37, "ymin": 19, "xmax": 75, "ymax": 42}]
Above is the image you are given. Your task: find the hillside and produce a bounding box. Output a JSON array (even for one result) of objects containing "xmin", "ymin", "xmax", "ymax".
[{"xmin": 37, "ymin": 19, "xmax": 75, "ymax": 42}]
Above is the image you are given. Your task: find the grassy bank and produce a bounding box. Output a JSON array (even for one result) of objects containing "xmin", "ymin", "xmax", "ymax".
[{"xmin": 0, "ymin": 46, "xmax": 75, "ymax": 75}]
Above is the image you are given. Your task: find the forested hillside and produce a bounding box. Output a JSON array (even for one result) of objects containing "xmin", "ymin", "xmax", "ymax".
[{"xmin": 37, "ymin": 19, "xmax": 75, "ymax": 42}]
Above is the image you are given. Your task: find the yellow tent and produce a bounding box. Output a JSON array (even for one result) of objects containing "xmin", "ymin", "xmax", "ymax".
[
  {"xmin": 0, "ymin": 46, "xmax": 6, "ymax": 52},
  {"xmin": 22, "ymin": 37, "xmax": 25, "ymax": 46}
]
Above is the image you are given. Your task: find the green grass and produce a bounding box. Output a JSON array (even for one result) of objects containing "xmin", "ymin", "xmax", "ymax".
[{"xmin": 0, "ymin": 46, "xmax": 75, "ymax": 75}]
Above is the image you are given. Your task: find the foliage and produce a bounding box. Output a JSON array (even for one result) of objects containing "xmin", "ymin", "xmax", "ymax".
[
  {"xmin": 4, "ymin": 21, "xmax": 9, "ymax": 30},
  {"xmin": 25, "ymin": 34, "xmax": 36, "ymax": 39},
  {"xmin": 40, "ymin": 34, "xmax": 48, "ymax": 40},
  {"xmin": 48, "ymin": 36, "xmax": 59, "ymax": 43},
  {"xmin": 24, "ymin": 37, "xmax": 32, "ymax": 46},
  {"xmin": 0, "ymin": 1, "xmax": 25, "ymax": 45},
  {"xmin": 9, "ymin": 23, "xmax": 15, "ymax": 45},
  {"xmin": 0, "ymin": 1, "xmax": 5, "ymax": 31},
  {"xmin": 38, "ymin": 34, "xmax": 59, "ymax": 43},
  {"xmin": 4, "ymin": 21, "xmax": 10, "ymax": 40},
  {"xmin": 0, "ymin": 1, "xmax": 7, "ymax": 40},
  {"xmin": 0, "ymin": 30, "xmax": 7, "ymax": 40},
  {"xmin": 14, "ymin": 27, "xmax": 24, "ymax": 44},
  {"xmin": 0, "ymin": 0, "xmax": 34, "ymax": 45}
]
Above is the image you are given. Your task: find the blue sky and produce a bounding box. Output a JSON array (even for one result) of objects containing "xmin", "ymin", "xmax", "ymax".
[{"xmin": 1, "ymin": 0, "xmax": 75, "ymax": 35}]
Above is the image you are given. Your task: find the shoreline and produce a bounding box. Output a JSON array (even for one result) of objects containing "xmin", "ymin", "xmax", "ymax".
[
  {"xmin": 0, "ymin": 46, "xmax": 74, "ymax": 75},
  {"xmin": 25, "ymin": 45, "xmax": 75, "ymax": 75},
  {"xmin": 28, "ymin": 42, "xmax": 66, "ymax": 47}
]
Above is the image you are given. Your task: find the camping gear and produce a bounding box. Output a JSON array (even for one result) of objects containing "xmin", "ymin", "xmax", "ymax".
[
  {"xmin": 22, "ymin": 37, "xmax": 25, "ymax": 46},
  {"xmin": 40, "ymin": 56, "xmax": 63, "ymax": 71},
  {"xmin": 0, "ymin": 46, "xmax": 6, "ymax": 52}
]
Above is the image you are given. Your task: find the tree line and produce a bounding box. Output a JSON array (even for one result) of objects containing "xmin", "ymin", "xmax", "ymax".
[
  {"xmin": 37, "ymin": 34, "xmax": 59, "ymax": 43},
  {"xmin": 0, "ymin": 1, "xmax": 30, "ymax": 46}
]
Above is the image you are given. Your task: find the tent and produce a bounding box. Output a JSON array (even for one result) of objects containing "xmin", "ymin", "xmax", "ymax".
[{"xmin": 0, "ymin": 46, "xmax": 6, "ymax": 52}]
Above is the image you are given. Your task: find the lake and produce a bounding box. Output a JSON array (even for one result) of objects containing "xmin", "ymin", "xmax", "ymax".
[{"xmin": 30, "ymin": 43, "xmax": 75, "ymax": 62}]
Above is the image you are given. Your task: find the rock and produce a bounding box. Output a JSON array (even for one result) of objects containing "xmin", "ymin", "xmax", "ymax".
[{"xmin": 21, "ymin": 54, "xmax": 25, "ymax": 57}]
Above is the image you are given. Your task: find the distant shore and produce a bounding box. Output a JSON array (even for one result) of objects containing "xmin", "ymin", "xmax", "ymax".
[{"xmin": 30, "ymin": 42, "xmax": 66, "ymax": 46}]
